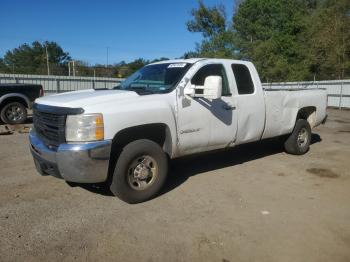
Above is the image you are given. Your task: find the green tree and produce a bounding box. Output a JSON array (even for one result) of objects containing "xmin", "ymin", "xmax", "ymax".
[
  {"xmin": 150, "ymin": 57, "xmax": 170, "ymax": 63},
  {"xmin": 186, "ymin": 0, "xmax": 350, "ymax": 81},
  {"xmin": 0, "ymin": 58, "xmax": 9, "ymax": 73},
  {"xmin": 187, "ymin": 1, "xmax": 226, "ymax": 37},
  {"xmin": 186, "ymin": 1, "xmax": 237, "ymax": 58},
  {"xmin": 306, "ymin": 0, "xmax": 350, "ymax": 79},
  {"xmin": 2, "ymin": 41, "xmax": 70, "ymax": 75},
  {"xmin": 182, "ymin": 51, "xmax": 200, "ymax": 59},
  {"xmin": 233, "ymin": 0, "xmax": 311, "ymax": 81},
  {"xmin": 128, "ymin": 58, "xmax": 148, "ymax": 72}
]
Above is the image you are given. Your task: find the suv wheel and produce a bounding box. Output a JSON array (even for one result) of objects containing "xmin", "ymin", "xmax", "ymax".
[
  {"xmin": 110, "ymin": 139, "xmax": 168, "ymax": 203},
  {"xmin": 1, "ymin": 102, "xmax": 27, "ymax": 124}
]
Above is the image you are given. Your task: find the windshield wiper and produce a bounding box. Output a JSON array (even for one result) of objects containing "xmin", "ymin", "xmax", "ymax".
[
  {"xmin": 127, "ymin": 86, "xmax": 154, "ymax": 95},
  {"xmin": 114, "ymin": 85, "xmax": 155, "ymax": 94}
]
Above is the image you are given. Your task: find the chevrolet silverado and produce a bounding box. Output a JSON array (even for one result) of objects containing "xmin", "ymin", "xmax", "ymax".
[{"xmin": 29, "ymin": 58, "xmax": 327, "ymax": 203}]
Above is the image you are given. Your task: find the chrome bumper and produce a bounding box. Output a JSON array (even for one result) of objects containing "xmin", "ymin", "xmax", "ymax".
[{"xmin": 29, "ymin": 130, "xmax": 112, "ymax": 183}]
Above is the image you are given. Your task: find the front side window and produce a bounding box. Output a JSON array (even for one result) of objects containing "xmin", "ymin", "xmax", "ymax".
[
  {"xmin": 231, "ymin": 64, "xmax": 254, "ymax": 95},
  {"xmin": 191, "ymin": 64, "xmax": 231, "ymax": 96},
  {"xmin": 115, "ymin": 63, "xmax": 191, "ymax": 94}
]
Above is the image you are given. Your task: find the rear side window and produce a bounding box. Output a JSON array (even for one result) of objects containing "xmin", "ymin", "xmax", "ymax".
[
  {"xmin": 191, "ymin": 64, "xmax": 231, "ymax": 96},
  {"xmin": 231, "ymin": 64, "xmax": 254, "ymax": 95}
]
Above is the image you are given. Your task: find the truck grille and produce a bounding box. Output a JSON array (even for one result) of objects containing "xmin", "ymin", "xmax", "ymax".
[{"xmin": 33, "ymin": 109, "xmax": 66, "ymax": 148}]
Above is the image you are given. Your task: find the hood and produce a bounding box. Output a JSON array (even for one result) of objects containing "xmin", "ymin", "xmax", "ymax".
[{"xmin": 35, "ymin": 89, "xmax": 139, "ymax": 108}]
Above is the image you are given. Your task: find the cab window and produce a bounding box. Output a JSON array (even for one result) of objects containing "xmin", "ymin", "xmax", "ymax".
[
  {"xmin": 231, "ymin": 64, "xmax": 254, "ymax": 95},
  {"xmin": 191, "ymin": 64, "xmax": 231, "ymax": 96}
]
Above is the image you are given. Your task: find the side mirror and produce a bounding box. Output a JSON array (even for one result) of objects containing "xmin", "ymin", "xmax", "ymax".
[
  {"xmin": 184, "ymin": 76, "xmax": 222, "ymax": 100},
  {"xmin": 202, "ymin": 76, "xmax": 222, "ymax": 99}
]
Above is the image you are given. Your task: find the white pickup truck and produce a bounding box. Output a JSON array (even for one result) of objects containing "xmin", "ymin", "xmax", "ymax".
[{"xmin": 29, "ymin": 58, "xmax": 327, "ymax": 203}]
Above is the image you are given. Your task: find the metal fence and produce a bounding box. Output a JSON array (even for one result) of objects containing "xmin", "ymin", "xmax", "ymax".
[
  {"xmin": 0, "ymin": 73, "xmax": 123, "ymax": 94},
  {"xmin": 263, "ymin": 79, "xmax": 350, "ymax": 109},
  {"xmin": 0, "ymin": 73, "xmax": 349, "ymax": 108}
]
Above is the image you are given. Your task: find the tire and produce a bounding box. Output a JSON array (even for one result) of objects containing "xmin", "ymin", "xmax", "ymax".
[
  {"xmin": 284, "ymin": 119, "xmax": 311, "ymax": 155},
  {"xmin": 66, "ymin": 181, "xmax": 78, "ymax": 187},
  {"xmin": 0, "ymin": 102, "xmax": 27, "ymax": 124},
  {"xmin": 110, "ymin": 139, "xmax": 168, "ymax": 204}
]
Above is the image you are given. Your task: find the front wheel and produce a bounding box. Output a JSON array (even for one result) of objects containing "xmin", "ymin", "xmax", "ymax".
[
  {"xmin": 284, "ymin": 119, "xmax": 311, "ymax": 155},
  {"xmin": 110, "ymin": 139, "xmax": 168, "ymax": 204},
  {"xmin": 0, "ymin": 102, "xmax": 27, "ymax": 124}
]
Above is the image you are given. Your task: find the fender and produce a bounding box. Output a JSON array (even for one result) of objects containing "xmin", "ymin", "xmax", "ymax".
[{"xmin": 0, "ymin": 93, "xmax": 31, "ymax": 108}]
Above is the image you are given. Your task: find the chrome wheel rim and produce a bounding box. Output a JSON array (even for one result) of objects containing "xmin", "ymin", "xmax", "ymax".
[
  {"xmin": 127, "ymin": 155, "xmax": 158, "ymax": 190},
  {"xmin": 5, "ymin": 104, "xmax": 24, "ymax": 122},
  {"xmin": 297, "ymin": 128, "xmax": 308, "ymax": 148}
]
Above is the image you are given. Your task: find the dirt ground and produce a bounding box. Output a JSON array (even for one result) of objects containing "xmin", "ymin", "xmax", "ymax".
[{"xmin": 0, "ymin": 108, "xmax": 349, "ymax": 262}]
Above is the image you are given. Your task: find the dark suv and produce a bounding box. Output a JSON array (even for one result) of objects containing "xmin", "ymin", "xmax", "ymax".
[{"xmin": 0, "ymin": 84, "xmax": 44, "ymax": 124}]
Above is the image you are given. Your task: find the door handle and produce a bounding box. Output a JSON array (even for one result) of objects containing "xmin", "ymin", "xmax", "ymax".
[{"xmin": 223, "ymin": 104, "xmax": 236, "ymax": 110}]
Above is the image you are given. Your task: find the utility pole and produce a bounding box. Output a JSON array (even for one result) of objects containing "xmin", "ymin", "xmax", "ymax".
[
  {"xmin": 68, "ymin": 61, "xmax": 76, "ymax": 76},
  {"xmin": 72, "ymin": 60, "xmax": 76, "ymax": 77},
  {"xmin": 45, "ymin": 44, "xmax": 50, "ymax": 75},
  {"xmin": 106, "ymin": 47, "xmax": 109, "ymax": 68}
]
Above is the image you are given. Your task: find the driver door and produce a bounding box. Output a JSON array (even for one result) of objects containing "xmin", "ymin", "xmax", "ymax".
[{"xmin": 176, "ymin": 63, "xmax": 238, "ymax": 156}]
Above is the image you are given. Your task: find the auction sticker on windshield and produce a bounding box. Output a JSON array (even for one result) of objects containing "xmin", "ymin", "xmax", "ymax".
[{"xmin": 168, "ymin": 63, "xmax": 187, "ymax": 68}]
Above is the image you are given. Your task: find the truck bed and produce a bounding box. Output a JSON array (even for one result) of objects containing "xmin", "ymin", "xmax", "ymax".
[{"xmin": 262, "ymin": 88, "xmax": 327, "ymax": 139}]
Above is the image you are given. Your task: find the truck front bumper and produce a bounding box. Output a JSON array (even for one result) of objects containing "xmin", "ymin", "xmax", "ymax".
[{"xmin": 29, "ymin": 130, "xmax": 112, "ymax": 183}]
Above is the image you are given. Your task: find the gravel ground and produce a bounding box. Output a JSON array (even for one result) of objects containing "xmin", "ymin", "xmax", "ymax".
[{"xmin": 0, "ymin": 108, "xmax": 349, "ymax": 262}]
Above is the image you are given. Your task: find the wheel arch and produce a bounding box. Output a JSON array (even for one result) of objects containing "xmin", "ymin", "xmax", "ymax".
[
  {"xmin": 296, "ymin": 106, "xmax": 317, "ymax": 128},
  {"xmin": 0, "ymin": 93, "xmax": 31, "ymax": 110},
  {"xmin": 107, "ymin": 123, "xmax": 172, "ymax": 183}
]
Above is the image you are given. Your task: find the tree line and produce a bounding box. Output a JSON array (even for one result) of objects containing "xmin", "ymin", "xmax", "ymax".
[
  {"xmin": 0, "ymin": 0, "xmax": 349, "ymax": 82},
  {"xmin": 186, "ymin": 0, "xmax": 350, "ymax": 82},
  {"xmin": 0, "ymin": 41, "xmax": 168, "ymax": 78}
]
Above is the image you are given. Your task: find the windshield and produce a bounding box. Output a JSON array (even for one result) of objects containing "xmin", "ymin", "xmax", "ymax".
[{"xmin": 115, "ymin": 63, "xmax": 191, "ymax": 94}]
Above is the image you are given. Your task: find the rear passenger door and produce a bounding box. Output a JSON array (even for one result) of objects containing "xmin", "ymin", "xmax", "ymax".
[{"xmin": 231, "ymin": 63, "xmax": 265, "ymax": 144}]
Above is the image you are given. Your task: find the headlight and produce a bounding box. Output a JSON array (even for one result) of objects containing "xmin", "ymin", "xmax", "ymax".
[{"xmin": 65, "ymin": 113, "xmax": 104, "ymax": 142}]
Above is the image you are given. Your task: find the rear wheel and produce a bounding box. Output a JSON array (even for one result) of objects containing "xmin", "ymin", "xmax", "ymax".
[
  {"xmin": 0, "ymin": 102, "xmax": 27, "ymax": 124},
  {"xmin": 110, "ymin": 139, "xmax": 168, "ymax": 204},
  {"xmin": 66, "ymin": 181, "xmax": 78, "ymax": 187},
  {"xmin": 284, "ymin": 119, "xmax": 311, "ymax": 155}
]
